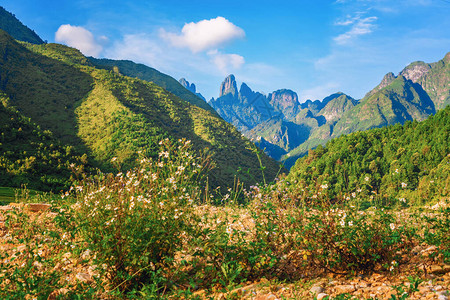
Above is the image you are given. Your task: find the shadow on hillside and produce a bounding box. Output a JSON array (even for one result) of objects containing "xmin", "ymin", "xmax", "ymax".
[{"xmin": 0, "ymin": 31, "xmax": 94, "ymax": 159}]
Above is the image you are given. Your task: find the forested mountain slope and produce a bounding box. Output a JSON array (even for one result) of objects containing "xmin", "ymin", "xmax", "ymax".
[
  {"xmin": 288, "ymin": 106, "xmax": 450, "ymax": 202},
  {"xmin": 0, "ymin": 30, "xmax": 281, "ymax": 191}
]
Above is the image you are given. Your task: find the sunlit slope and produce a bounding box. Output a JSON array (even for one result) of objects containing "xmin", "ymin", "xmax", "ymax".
[{"xmin": 0, "ymin": 31, "xmax": 281, "ymax": 189}]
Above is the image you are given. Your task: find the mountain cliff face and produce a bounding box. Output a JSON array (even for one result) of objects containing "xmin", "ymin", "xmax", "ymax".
[
  {"xmin": 0, "ymin": 30, "xmax": 281, "ymax": 190},
  {"xmin": 220, "ymin": 74, "xmax": 238, "ymax": 97},
  {"xmin": 268, "ymin": 89, "xmax": 300, "ymax": 120},
  {"xmin": 0, "ymin": 6, "xmax": 44, "ymax": 44},
  {"xmin": 402, "ymin": 52, "xmax": 450, "ymax": 110}
]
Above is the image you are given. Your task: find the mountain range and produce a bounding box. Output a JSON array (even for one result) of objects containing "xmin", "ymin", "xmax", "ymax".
[
  {"xmin": 209, "ymin": 52, "xmax": 449, "ymax": 168},
  {"xmin": 0, "ymin": 4, "xmax": 448, "ymax": 193}
]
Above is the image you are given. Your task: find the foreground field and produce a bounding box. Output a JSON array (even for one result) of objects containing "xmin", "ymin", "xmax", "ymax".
[{"xmin": 0, "ymin": 194, "xmax": 448, "ymax": 299}]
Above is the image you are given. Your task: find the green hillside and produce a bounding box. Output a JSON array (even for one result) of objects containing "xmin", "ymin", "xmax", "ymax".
[
  {"xmin": 332, "ymin": 76, "xmax": 435, "ymax": 137},
  {"xmin": 288, "ymin": 106, "xmax": 450, "ymax": 202},
  {"xmin": 0, "ymin": 30, "xmax": 281, "ymax": 191},
  {"xmin": 0, "ymin": 98, "xmax": 91, "ymax": 191},
  {"xmin": 282, "ymin": 76, "xmax": 437, "ymax": 168},
  {"xmin": 88, "ymin": 58, "xmax": 216, "ymax": 114},
  {"xmin": 0, "ymin": 6, "xmax": 43, "ymax": 44}
]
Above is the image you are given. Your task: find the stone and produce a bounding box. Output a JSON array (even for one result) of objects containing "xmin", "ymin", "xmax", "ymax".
[
  {"xmin": 317, "ymin": 293, "xmax": 329, "ymax": 300},
  {"xmin": 0, "ymin": 205, "xmax": 12, "ymax": 211},
  {"xmin": 75, "ymin": 272, "xmax": 92, "ymax": 283},
  {"xmin": 27, "ymin": 203, "xmax": 51, "ymax": 212},
  {"xmin": 254, "ymin": 294, "xmax": 280, "ymax": 300},
  {"xmin": 430, "ymin": 265, "xmax": 450, "ymax": 274},
  {"xmin": 335, "ymin": 284, "xmax": 356, "ymax": 294},
  {"xmin": 310, "ymin": 285, "xmax": 324, "ymax": 295},
  {"xmin": 81, "ymin": 249, "xmax": 91, "ymax": 261}
]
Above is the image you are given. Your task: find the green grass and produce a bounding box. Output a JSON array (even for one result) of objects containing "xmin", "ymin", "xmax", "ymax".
[{"xmin": 0, "ymin": 187, "xmax": 15, "ymax": 204}]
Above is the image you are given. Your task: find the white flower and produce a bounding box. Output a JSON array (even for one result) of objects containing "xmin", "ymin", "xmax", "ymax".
[
  {"xmin": 390, "ymin": 223, "xmax": 395, "ymax": 230},
  {"xmin": 159, "ymin": 151, "xmax": 169, "ymax": 158},
  {"xmin": 320, "ymin": 183, "xmax": 328, "ymax": 189},
  {"xmin": 399, "ymin": 198, "xmax": 406, "ymax": 203},
  {"xmin": 401, "ymin": 182, "xmax": 407, "ymax": 188},
  {"xmin": 365, "ymin": 176, "xmax": 369, "ymax": 182},
  {"xmin": 226, "ymin": 226, "xmax": 232, "ymax": 234},
  {"xmin": 348, "ymin": 221, "xmax": 353, "ymax": 226}
]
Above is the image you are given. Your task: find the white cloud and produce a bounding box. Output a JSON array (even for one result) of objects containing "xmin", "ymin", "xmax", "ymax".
[
  {"xmin": 334, "ymin": 15, "xmax": 378, "ymax": 45},
  {"xmin": 209, "ymin": 51, "xmax": 245, "ymax": 74},
  {"xmin": 160, "ymin": 16, "xmax": 245, "ymax": 53},
  {"xmin": 55, "ymin": 24, "xmax": 103, "ymax": 56}
]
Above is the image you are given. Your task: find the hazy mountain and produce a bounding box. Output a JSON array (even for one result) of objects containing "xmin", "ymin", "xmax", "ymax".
[
  {"xmin": 0, "ymin": 6, "xmax": 43, "ymax": 44},
  {"xmin": 0, "ymin": 30, "xmax": 281, "ymax": 191},
  {"xmin": 179, "ymin": 78, "xmax": 206, "ymax": 101},
  {"xmin": 209, "ymin": 76, "xmax": 273, "ymax": 132}
]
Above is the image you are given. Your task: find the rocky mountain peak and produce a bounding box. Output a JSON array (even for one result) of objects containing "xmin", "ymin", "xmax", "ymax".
[
  {"xmin": 220, "ymin": 74, "xmax": 238, "ymax": 97},
  {"xmin": 239, "ymin": 82, "xmax": 254, "ymax": 99},
  {"xmin": 400, "ymin": 62, "xmax": 431, "ymax": 83},
  {"xmin": 269, "ymin": 89, "xmax": 299, "ymax": 108},
  {"xmin": 444, "ymin": 52, "xmax": 450, "ymax": 64},
  {"xmin": 179, "ymin": 78, "xmax": 196, "ymax": 94},
  {"xmin": 364, "ymin": 72, "xmax": 397, "ymax": 98}
]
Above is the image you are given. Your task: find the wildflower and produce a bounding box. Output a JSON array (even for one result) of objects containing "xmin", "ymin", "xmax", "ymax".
[
  {"xmin": 159, "ymin": 151, "xmax": 169, "ymax": 158},
  {"xmin": 401, "ymin": 182, "xmax": 407, "ymax": 188},
  {"xmin": 390, "ymin": 223, "xmax": 395, "ymax": 230},
  {"xmin": 395, "ymin": 169, "xmax": 399, "ymax": 173},
  {"xmin": 320, "ymin": 183, "xmax": 328, "ymax": 189},
  {"xmin": 389, "ymin": 260, "xmax": 397, "ymax": 271},
  {"xmin": 365, "ymin": 176, "xmax": 369, "ymax": 182},
  {"xmin": 399, "ymin": 198, "xmax": 406, "ymax": 203},
  {"xmin": 348, "ymin": 221, "xmax": 353, "ymax": 226},
  {"xmin": 351, "ymin": 192, "xmax": 356, "ymax": 198},
  {"xmin": 226, "ymin": 226, "xmax": 232, "ymax": 234},
  {"xmin": 111, "ymin": 157, "xmax": 117, "ymax": 162},
  {"xmin": 340, "ymin": 219, "xmax": 346, "ymax": 227}
]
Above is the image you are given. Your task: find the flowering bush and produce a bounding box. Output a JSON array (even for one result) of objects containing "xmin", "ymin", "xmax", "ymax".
[{"xmin": 66, "ymin": 138, "xmax": 211, "ymax": 293}]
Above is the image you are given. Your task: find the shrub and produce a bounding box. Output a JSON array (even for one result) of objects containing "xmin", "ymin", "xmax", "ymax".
[{"xmin": 66, "ymin": 138, "xmax": 211, "ymax": 294}]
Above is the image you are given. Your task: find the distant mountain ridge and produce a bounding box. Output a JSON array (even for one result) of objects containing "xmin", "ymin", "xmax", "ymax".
[
  {"xmin": 179, "ymin": 78, "xmax": 206, "ymax": 101},
  {"xmin": 210, "ymin": 52, "xmax": 449, "ymax": 168}
]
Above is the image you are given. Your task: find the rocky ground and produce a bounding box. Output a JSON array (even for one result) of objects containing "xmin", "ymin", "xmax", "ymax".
[{"xmin": 1, "ymin": 203, "xmax": 449, "ymax": 299}]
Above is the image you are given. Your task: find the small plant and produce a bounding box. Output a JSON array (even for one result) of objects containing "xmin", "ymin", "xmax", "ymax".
[{"xmin": 422, "ymin": 201, "xmax": 450, "ymax": 263}]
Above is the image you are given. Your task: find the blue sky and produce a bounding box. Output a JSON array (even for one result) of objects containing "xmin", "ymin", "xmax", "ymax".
[{"xmin": 3, "ymin": 0, "xmax": 450, "ymax": 101}]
